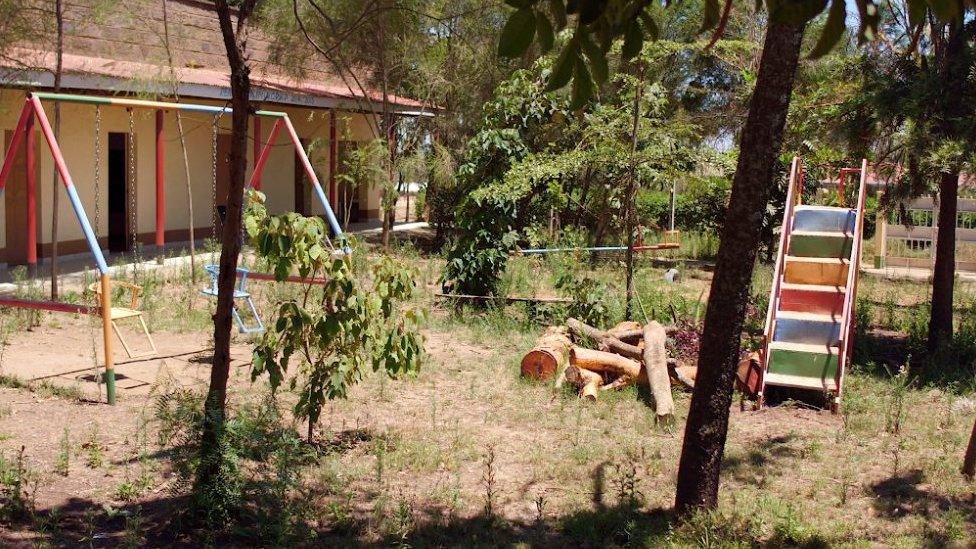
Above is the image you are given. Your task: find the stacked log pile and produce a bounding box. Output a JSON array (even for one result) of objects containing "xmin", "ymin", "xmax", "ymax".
[{"xmin": 521, "ymin": 317, "xmax": 696, "ymax": 424}]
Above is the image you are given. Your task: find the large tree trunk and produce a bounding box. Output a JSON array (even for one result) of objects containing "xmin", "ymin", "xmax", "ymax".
[
  {"xmin": 929, "ymin": 172, "xmax": 958, "ymax": 351},
  {"xmin": 674, "ymin": 21, "xmax": 805, "ymax": 516},
  {"xmin": 964, "ymin": 414, "xmax": 976, "ymax": 478},
  {"xmin": 197, "ymin": 0, "xmax": 256, "ymax": 499},
  {"xmin": 928, "ymin": 20, "xmax": 968, "ymax": 354}
]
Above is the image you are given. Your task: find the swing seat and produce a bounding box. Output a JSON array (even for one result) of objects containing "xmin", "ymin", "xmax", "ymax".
[
  {"xmin": 87, "ymin": 281, "xmax": 157, "ymax": 359},
  {"xmin": 201, "ymin": 265, "xmax": 265, "ymax": 334}
]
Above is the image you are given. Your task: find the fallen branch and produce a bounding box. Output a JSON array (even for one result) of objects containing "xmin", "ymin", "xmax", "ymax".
[{"xmin": 567, "ymin": 318, "xmax": 644, "ymax": 361}]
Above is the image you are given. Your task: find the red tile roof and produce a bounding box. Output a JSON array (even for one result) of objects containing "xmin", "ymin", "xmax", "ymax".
[{"xmin": 2, "ymin": 0, "xmax": 427, "ymax": 111}]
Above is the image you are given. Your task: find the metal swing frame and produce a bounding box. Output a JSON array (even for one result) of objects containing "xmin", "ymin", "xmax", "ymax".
[{"xmin": 0, "ymin": 91, "xmax": 348, "ymax": 404}]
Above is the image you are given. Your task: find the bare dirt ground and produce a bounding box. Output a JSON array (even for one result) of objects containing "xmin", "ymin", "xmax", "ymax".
[{"xmin": 0, "ymin": 258, "xmax": 972, "ymax": 545}]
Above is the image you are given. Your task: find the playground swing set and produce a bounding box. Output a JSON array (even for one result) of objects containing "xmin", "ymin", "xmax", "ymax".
[
  {"xmin": 0, "ymin": 91, "xmax": 347, "ymax": 404},
  {"xmin": 518, "ymin": 184, "xmax": 682, "ymax": 255}
]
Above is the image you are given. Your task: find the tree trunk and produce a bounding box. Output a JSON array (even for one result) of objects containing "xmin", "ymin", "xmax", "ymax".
[
  {"xmin": 624, "ymin": 67, "xmax": 644, "ymax": 320},
  {"xmin": 964, "ymin": 414, "xmax": 976, "ymax": 478},
  {"xmin": 928, "ymin": 20, "xmax": 968, "ymax": 354},
  {"xmin": 197, "ymin": 0, "xmax": 255, "ymax": 499},
  {"xmin": 49, "ymin": 0, "xmax": 64, "ymax": 297},
  {"xmin": 674, "ymin": 21, "xmax": 805, "ymax": 516},
  {"xmin": 162, "ymin": 0, "xmax": 197, "ymax": 283},
  {"xmin": 929, "ymin": 172, "xmax": 957, "ymax": 352}
]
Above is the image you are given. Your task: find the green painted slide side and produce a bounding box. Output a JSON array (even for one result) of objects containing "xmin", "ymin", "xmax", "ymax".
[
  {"xmin": 767, "ymin": 348, "xmax": 839, "ymax": 380},
  {"xmin": 789, "ymin": 233, "xmax": 853, "ymax": 258}
]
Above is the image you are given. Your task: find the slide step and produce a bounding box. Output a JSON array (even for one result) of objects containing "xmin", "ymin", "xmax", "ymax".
[
  {"xmin": 781, "ymin": 283, "xmax": 845, "ymax": 293},
  {"xmin": 793, "ymin": 205, "xmax": 856, "ymax": 234},
  {"xmin": 779, "ymin": 283, "xmax": 846, "ymax": 316},
  {"xmin": 789, "ymin": 230, "xmax": 853, "ymax": 258},
  {"xmin": 784, "ymin": 256, "xmax": 850, "ymax": 286},
  {"xmin": 773, "ymin": 313, "xmax": 841, "ymax": 346},
  {"xmin": 766, "ymin": 342, "xmax": 840, "ymax": 381},
  {"xmin": 763, "ymin": 372, "xmax": 838, "ymax": 392}
]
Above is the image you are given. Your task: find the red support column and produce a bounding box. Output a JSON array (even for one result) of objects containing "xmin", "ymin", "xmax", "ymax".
[
  {"xmin": 253, "ymin": 114, "xmax": 262, "ymax": 190},
  {"xmin": 328, "ymin": 110, "xmax": 337, "ymax": 208},
  {"xmin": 155, "ymin": 110, "xmax": 165, "ymax": 249},
  {"xmin": 26, "ymin": 109, "xmax": 37, "ymax": 273},
  {"xmin": 0, "ymin": 101, "xmax": 35, "ymax": 191},
  {"xmin": 247, "ymin": 119, "xmax": 282, "ymax": 189}
]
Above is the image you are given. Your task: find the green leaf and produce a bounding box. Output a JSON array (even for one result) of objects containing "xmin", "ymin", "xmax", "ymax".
[
  {"xmin": 577, "ymin": 0, "xmax": 602, "ymax": 24},
  {"xmin": 570, "ymin": 55, "xmax": 593, "ymax": 109},
  {"xmin": 505, "ymin": 0, "xmax": 534, "ymax": 7},
  {"xmin": 622, "ymin": 19, "xmax": 643, "ymax": 60},
  {"xmin": 498, "ymin": 8, "xmax": 537, "ymax": 58},
  {"xmin": 580, "ymin": 32, "xmax": 608, "ymax": 84},
  {"xmin": 546, "ymin": 40, "xmax": 577, "ymax": 90},
  {"xmin": 808, "ymin": 0, "xmax": 846, "ymax": 58},
  {"xmin": 926, "ymin": 0, "xmax": 960, "ymax": 20},
  {"xmin": 855, "ymin": 0, "xmax": 880, "ymax": 43},
  {"xmin": 701, "ymin": 0, "xmax": 721, "ymax": 31},
  {"xmin": 536, "ymin": 13, "xmax": 555, "ymax": 53},
  {"xmin": 639, "ymin": 11, "xmax": 659, "ymax": 41},
  {"xmin": 905, "ymin": 0, "xmax": 926, "ymax": 28},
  {"xmin": 548, "ymin": 0, "xmax": 567, "ymax": 28},
  {"xmin": 768, "ymin": 0, "xmax": 827, "ymax": 25}
]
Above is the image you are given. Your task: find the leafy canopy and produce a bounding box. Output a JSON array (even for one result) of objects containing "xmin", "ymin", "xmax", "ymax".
[{"xmin": 497, "ymin": 0, "xmax": 966, "ymax": 107}]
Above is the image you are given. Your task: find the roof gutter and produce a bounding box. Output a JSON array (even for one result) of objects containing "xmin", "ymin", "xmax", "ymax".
[{"xmin": 0, "ymin": 69, "xmax": 436, "ymax": 117}]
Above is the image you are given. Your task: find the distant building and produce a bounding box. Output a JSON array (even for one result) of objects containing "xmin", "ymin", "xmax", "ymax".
[{"xmin": 0, "ymin": 0, "xmax": 429, "ymax": 265}]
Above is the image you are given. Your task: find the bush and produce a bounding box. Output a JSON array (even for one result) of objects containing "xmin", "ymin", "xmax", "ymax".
[{"xmin": 635, "ymin": 176, "xmax": 731, "ymax": 234}]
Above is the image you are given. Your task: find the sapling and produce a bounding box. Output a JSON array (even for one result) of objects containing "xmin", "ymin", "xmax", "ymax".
[{"xmin": 245, "ymin": 191, "xmax": 424, "ymax": 441}]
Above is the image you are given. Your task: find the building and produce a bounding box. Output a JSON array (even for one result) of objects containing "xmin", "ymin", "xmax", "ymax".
[{"xmin": 0, "ymin": 0, "xmax": 428, "ymax": 266}]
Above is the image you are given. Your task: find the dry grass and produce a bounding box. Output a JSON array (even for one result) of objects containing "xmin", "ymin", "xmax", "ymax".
[{"xmin": 0, "ymin": 243, "xmax": 973, "ymax": 546}]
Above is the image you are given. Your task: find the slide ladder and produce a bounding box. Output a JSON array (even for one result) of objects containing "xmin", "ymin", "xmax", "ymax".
[{"xmin": 757, "ymin": 157, "xmax": 868, "ymax": 412}]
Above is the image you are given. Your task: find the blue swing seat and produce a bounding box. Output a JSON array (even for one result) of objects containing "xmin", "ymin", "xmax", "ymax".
[{"xmin": 202, "ymin": 264, "xmax": 265, "ymax": 334}]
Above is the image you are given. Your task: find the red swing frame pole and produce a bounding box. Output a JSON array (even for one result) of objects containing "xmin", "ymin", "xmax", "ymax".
[
  {"xmin": 0, "ymin": 100, "xmax": 34, "ymax": 191},
  {"xmin": 247, "ymin": 118, "xmax": 281, "ymax": 190},
  {"xmin": 155, "ymin": 110, "xmax": 165, "ymax": 250},
  {"xmin": 26, "ymin": 109, "xmax": 37, "ymax": 273}
]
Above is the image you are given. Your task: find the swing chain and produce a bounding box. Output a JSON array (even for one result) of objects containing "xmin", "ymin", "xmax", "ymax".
[
  {"xmin": 93, "ymin": 106, "xmax": 101, "ymax": 242},
  {"xmin": 211, "ymin": 115, "xmax": 218, "ymax": 239},
  {"xmin": 127, "ymin": 108, "xmax": 137, "ymax": 254}
]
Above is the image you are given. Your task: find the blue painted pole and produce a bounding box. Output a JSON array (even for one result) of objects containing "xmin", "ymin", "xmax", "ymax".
[{"xmin": 519, "ymin": 246, "xmax": 629, "ymax": 255}]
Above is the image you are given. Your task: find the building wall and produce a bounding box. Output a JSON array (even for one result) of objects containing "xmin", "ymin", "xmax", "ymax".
[{"xmin": 0, "ymin": 90, "xmax": 385, "ymax": 261}]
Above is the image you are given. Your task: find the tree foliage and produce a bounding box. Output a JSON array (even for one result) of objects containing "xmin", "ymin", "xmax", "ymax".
[
  {"xmin": 442, "ymin": 40, "xmax": 704, "ymax": 296},
  {"xmin": 245, "ymin": 191, "xmax": 424, "ymax": 439}
]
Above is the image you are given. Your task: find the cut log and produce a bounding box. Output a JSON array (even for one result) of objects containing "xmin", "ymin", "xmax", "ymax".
[
  {"xmin": 564, "ymin": 365, "xmax": 603, "ymax": 400},
  {"xmin": 595, "ymin": 337, "xmax": 644, "ymax": 361},
  {"xmin": 567, "ymin": 317, "xmax": 679, "ymax": 339},
  {"xmin": 521, "ymin": 327, "xmax": 573, "ymax": 381},
  {"xmin": 670, "ymin": 364, "xmax": 697, "ymax": 390},
  {"xmin": 643, "ymin": 321, "xmax": 674, "ymax": 423},
  {"xmin": 608, "ymin": 321, "xmax": 643, "ymax": 344},
  {"xmin": 570, "ymin": 347, "xmax": 642, "ymax": 379}
]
